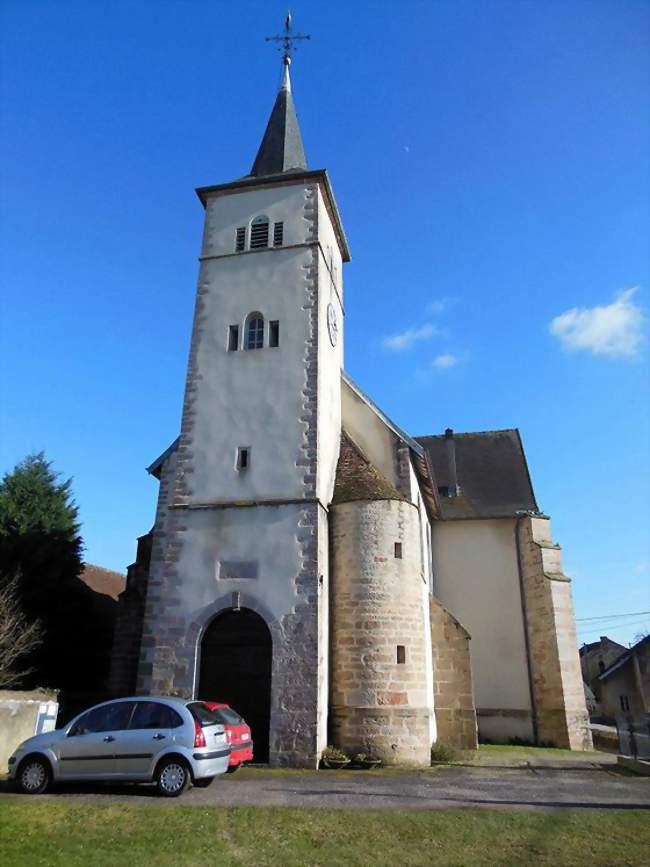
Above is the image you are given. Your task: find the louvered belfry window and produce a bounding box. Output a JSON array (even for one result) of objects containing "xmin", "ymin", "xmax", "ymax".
[
  {"xmin": 273, "ymin": 221, "xmax": 284, "ymax": 247},
  {"xmin": 245, "ymin": 313, "xmax": 264, "ymax": 350},
  {"xmin": 235, "ymin": 227, "xmax": 246, "ymax": 252},
  {"xmin": 250, "ymin": 216, "xmax": 269, "ymax": 249}
]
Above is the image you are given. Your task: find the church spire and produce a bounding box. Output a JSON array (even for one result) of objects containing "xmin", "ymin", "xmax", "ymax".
[{"xmin": 250, "ymin": 13, "xmax": 310, "ymax": 178}]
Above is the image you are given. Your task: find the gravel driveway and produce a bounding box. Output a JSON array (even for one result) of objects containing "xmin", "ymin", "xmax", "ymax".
[{"xmin": 2, "ymin": 764, "xmax": 649, "ymax": 811}]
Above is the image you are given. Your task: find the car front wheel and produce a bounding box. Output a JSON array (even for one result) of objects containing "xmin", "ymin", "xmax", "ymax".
[
  {"xmin": 225, "ymin": 764, "xmax": 240, "ymax": 774},
  {"xmin": 17, "ymin": 757, "xmax": 51, "ymax": 795},
  {"xmin": 156, "ymin": 758, "xmax": 190, "ymax": 798}
]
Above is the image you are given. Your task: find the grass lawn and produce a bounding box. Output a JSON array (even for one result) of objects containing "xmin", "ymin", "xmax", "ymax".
[
  {"xmin": 0, "ymin": 801, "xmax": 648, "ymax": 866},
  {"xmin": 477, "ymin": 745, "xmax": 604, "ymax": 758}
]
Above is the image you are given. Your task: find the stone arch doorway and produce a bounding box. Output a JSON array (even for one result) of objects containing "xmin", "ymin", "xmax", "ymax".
[{"xmin": 198, "ymin": 607, "xmax": 272, "ymax": 762}]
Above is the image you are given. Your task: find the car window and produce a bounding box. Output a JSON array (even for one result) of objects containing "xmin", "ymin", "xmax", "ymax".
[
  {"xmin": 213, "ymin": 708, "xmax": 242, "ymax": 725},
  {"xmin": 69, "ymin": 702, "xmax": 135, "ymax": 736},
  {"xmin": 187, "ymin": 702, "xmax": 220, "ymax": 726},
  {"xmin": 129, "ymin": 701, "xmax": 183, "ymax": 730}
]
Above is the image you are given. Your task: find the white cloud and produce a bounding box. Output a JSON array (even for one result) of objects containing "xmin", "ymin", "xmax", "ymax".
[
  {"xmin": 550, "ymin": 287, "xmax": 646, "ymax": 359},
  {"xmin": 383, "ymin": 323, "xmax": 437, "ymax": 351},
  {"xmin": 432, "ymin": 353, "xmax": 459, "ymax": 369},
  {"xmin": 427, "ymin": 297, "xmax": 455, "ymax": 316}
]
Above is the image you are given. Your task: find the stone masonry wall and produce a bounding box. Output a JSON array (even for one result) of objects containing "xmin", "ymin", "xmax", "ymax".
[
  {"xmin": 330, "ymin": 499, "xmax": 432, "ymax": 766},
  {"xmin": 518, "ymin": 516, "xmax": 593, "ymax": 750},
  {"xmin": 430, "ymin": 597, "xmax": 478, "ymax": 750}
]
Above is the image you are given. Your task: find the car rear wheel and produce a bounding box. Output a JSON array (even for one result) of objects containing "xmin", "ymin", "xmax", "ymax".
[
  {"xmin": 193, "ymin": 776, "xmax": 214, "ymax": 788},
  {"xmin": 17, "ymin": 757, "xmax": 51, "ymax": 795},
  {"xmin": 225, "ymin": 764, "xmax": 241, "ymax": 774},
  {"xmin": 156, "ymin": 758, "xmax": 190, "ymax": 797}
]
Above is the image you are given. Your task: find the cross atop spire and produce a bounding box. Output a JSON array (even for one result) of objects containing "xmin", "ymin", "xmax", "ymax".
[
  {"xmin": 265, "ymin": 11, "xmax": 310, "ymax": 68},
  {"xmin": 250, "ymin": 13, "xmax": 309, "ymax": 178}
]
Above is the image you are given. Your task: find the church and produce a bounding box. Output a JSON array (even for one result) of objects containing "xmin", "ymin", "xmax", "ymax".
[{"xmin": 109, "ymin": 29, "xmax": 591, "ymax": 767}]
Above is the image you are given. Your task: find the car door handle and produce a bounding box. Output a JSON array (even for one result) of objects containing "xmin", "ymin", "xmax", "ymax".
[
  {"xmin": 152, "ymin": 733, "xmax": 166, "ymax": 740},
  {"xmin": 103, "ymin": 736, "xmax": 115, "ymax": 742}
]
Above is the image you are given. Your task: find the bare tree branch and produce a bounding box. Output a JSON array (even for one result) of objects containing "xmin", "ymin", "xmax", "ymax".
[{"xmin": 0, "ymin": 576, "xmax": 42, "ymax": 688}]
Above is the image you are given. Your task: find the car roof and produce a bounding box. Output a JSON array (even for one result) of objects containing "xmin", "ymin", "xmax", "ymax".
[{"xmin": 100, "ymin": 695, "xmax": 197, "ymax": 708}]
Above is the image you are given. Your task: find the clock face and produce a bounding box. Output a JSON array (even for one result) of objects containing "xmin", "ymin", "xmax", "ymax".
[{"xmin": 327, "ymin": 302, "xmax": 338, "ymax": 347}]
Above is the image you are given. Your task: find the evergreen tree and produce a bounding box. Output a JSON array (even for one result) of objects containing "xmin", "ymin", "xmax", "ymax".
[
  {"xmin": 0, "ymin": 453, "xmax": 84, "ymax": 603},
  {"xmin": 0, "ymin": 454, "xmax": 112, "ymax": 704}
]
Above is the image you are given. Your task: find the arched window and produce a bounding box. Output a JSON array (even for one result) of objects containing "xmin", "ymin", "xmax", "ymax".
[
  {"xmin": 250, "ymin": 216, "xmax": 269, "ymax": 249},
  {"xmin": 245, "ymin": 313, "xmax": 264, "ymax": 350}
]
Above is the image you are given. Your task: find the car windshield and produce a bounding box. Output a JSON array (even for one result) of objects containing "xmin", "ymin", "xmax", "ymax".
[
  {"xmin": 213, "ymin": 708, "xmax": 242, "ymax": 725},
  {"xmin": 187, "ymin": 701, "xmax": 220, "ymax": 727}
]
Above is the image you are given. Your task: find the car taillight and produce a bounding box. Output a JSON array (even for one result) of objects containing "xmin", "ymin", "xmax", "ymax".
[{"xmin": 193, "ymin": 721, "xmax": 206, "ymax": 748}]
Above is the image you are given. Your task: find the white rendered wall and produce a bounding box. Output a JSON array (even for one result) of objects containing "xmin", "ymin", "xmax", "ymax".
[
  {"xmin": 432, "ymin": 518, "xmax": 534, "ymax": 740},
  {"xmin": 315, "ymin": 190, "xmax": 344, "ymax": 505},
  {"xmin": 341, "ymin": 380, "xmax": 401, "ymax": 489}
]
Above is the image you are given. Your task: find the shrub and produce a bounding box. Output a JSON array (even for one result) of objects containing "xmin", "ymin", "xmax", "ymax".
[
  {"xmin": 430, "ymin": 741, "xmax": 458, "ymax": 764},
  {"xmin": 321, "ymin": 745, "xmax": 348, "ymax": 762}
]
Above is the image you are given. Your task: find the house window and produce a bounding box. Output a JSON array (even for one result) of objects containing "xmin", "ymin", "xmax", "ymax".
[
  {"xmin": 236, "ymin": 447, "xmax": 250, "ymax": 471},
  {"xmin": 394, "ymin": 542, "xmax": 402, "ymax": 559},
  {"xmin": 245, "ymin": 313, "xmax": 264, "ymax": 350},
  {"xmin": 273, "ymin": 221, "xmax": 284, "ymax": 247},
  {"xmin": 228, "ymin": 325, "xmax": 239, "ymax": 351},
  {"xmin": 250, "ymin": 216, "xmax": 269, "ymax": 249},
  {"xmin": 269, "ymin": 320, "xmax": 279, "ymax": 348},
  {"xmin": 598, "ymin": 661, "xmax": 605, "ymax": 674},
  {"xmin": 235, "ymin": 227, "xmax": 246, "ymax": 252},
  {"xmin": 397, "ymin": 645, "xmax": 406, "ymax": 665},
  {"xmin": 619, "ymin": 695, "xmax": 630, "ymax": 713}
]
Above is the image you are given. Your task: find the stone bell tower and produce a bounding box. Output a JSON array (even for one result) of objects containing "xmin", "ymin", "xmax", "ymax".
[{"xmin": 134, "ymin": 28, "xmax": 350, "ymax": 766}]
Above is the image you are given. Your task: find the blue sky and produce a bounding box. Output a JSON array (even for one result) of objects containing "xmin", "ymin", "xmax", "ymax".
[{"xmin": 1, "ymin": 0, "xmax": 648, "ymax": 646}]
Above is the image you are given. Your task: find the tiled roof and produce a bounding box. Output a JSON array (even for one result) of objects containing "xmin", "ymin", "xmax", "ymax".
[
  {"xmin": 416, "ymin": 429, "xmax": 538, "ymax": 520},
  {"xmin": 332, "ymin": 432, "xmax": 406, "ymax": 505}
]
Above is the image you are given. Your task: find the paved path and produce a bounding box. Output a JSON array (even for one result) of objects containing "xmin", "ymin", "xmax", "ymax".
[{"xmin": 2, "ymin": 765, "xmax": 649, "ymax": 811}]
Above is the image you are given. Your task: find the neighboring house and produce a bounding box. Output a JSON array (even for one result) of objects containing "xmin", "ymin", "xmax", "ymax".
[
  {"xmin": 598, "ymin": 635, "xmax": 650, "ymax": 719},
  {"xmin": 108, "ymin": 47, "xmax": 591, "ymax": 766},
  {"xmin": 80, "ymin": 564, "xmax": 126, "ymax": 602},
  {"xmin": 580, "ymin": 636, "xmax": 627, "ymax": 701}
]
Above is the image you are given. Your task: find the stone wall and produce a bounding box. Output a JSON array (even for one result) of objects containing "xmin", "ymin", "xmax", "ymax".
[
  {"xmin": 0, "ymin": 691, "xmax": 58, "ymax": 769},
  {"xmin": 430, "ymin": 597, "xmax": 478, "ymax": 750},
  {"xmin": 518, "ymin": 516, "xmax": 593, "ymax": 750},
  {"xmin": 108, "ymin": 532, "xmax": 151, "ymax": 696},
  {"xmin": 330, "ymin": 499, "xmax": 432, "ymax": 766}
]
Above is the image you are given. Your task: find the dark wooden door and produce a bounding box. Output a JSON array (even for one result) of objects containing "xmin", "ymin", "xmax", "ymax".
[{"xmin": 198, "ymin": 608, "xmax": 272, "ymax": 761}]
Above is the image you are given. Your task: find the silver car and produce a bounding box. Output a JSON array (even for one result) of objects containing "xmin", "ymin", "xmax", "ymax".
[{"xmin": 8, "ymin": 696, "xmax": 230, "ymax": 797}]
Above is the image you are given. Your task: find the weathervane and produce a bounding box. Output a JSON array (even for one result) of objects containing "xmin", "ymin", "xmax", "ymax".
[{"xmin": 265, "ymin": 11, "xmax": 310, "ymax": 66}]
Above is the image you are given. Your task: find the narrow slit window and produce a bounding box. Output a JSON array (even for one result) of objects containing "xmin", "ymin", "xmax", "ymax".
[
  {"xmin": 236, "ymin": 447, "xmax": 250, "ymax": 471},
  {"xmin": 228, "ymin": 325, "xmax": 239, "ymax": 351},
  {"xmin": 273, "ymin": 221, "xmax": 284, "ymax": 247},
  {"xmin": 250, "ymin": 216, "xmax": 269, "ymax": 249},
  {"xmin": 269, "ymin": 320, "xmax": 279, "ymax": 348},
  {"xmin": 235, "ymin": 227, "xmax": 246, "ymax": 252},
  {"xmin": 394, "ymin": 542, "xmax": 402, "ymax": 559},
  {"xmin": 397, "ymin": 646, "xmax": 406, "ymax": 665},
  {"xmin": 245, "ymin": 313, "xmax": 264, "ymax": 350}
]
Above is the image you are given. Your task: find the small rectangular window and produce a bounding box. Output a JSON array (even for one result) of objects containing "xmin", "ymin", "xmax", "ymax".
[
  {"xmin": 228, "ymin": 325, "xmax": 239, "ymax": 351},
  {"xmin": 235, "ymin": 227, "xmax": 246, "ymax": 252},
  {"xmin": 397, "ymin": 645, "xmax": 406, "ymax": 665},
  {"xmin": 269, "ymin": 320, "xmax": 279, "ymax": 347},
  {"xmin": 236, "ymin": 447, "xmax": 250, "ymax": 471},
  {"xmin": 273, "ymin": 221, "xmax": 284, "ymax": 247},
  {"xmin": 394, "ymin": 542, "xmax": 402, "ymax": 559}
]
